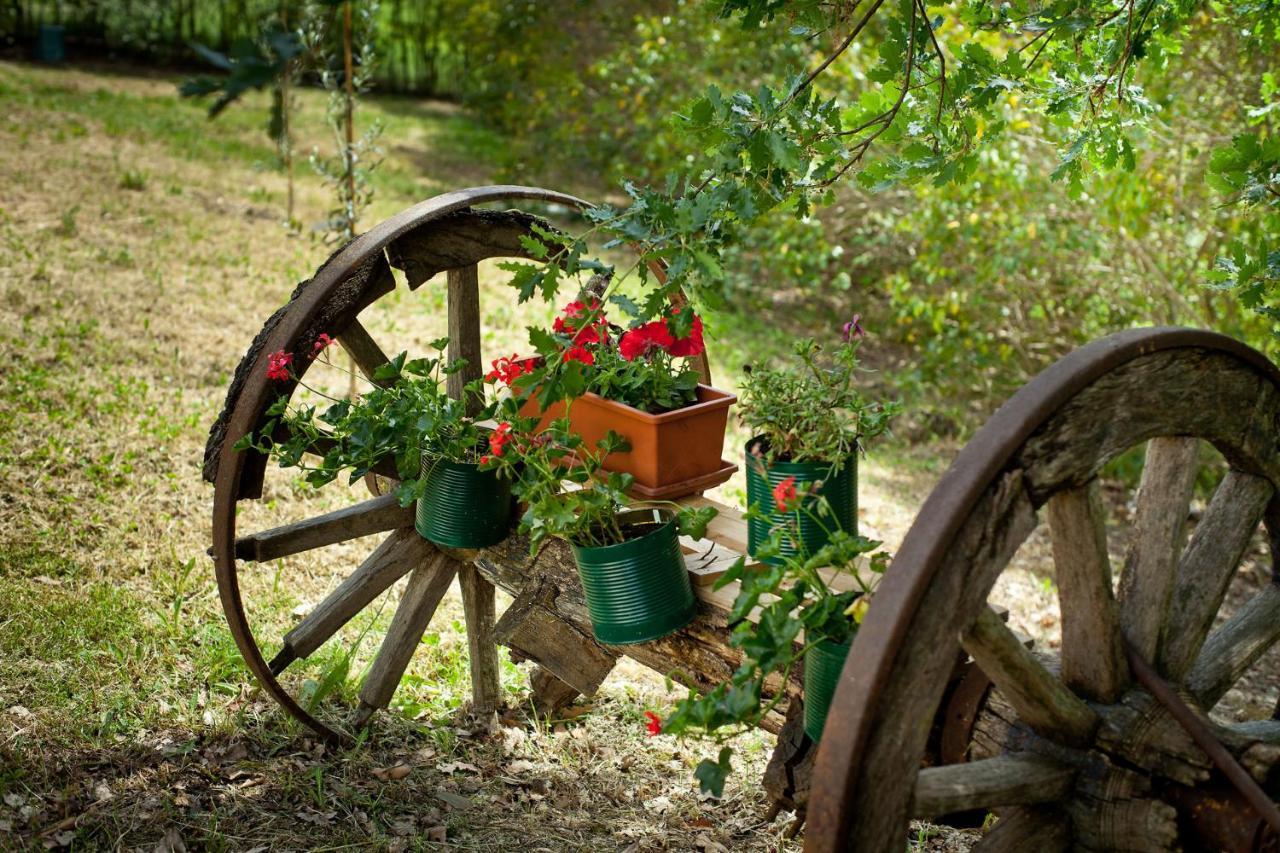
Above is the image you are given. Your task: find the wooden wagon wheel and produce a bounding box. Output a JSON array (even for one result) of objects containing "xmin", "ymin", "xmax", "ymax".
[
  {"xmin": 806, "ymin": 327, "xmax": 1280, "ymax": 851},
  {"xmin": 206, "ymin": 185, "xmax": 711, "ymax": 743}
]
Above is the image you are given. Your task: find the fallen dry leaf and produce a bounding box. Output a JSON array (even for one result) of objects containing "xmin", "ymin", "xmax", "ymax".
[{"xmin": 372, "ymin": 763, "xmax": 412, "ymax": 782}]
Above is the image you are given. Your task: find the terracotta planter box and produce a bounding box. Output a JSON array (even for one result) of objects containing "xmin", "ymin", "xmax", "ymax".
[{"xmin": 520, "ymin": 385, "xmax": 737, "ymax": 499}]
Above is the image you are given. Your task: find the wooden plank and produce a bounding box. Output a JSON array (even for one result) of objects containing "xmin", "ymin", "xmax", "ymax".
[
  {"xmin": 1187, "ymin": 582, "xmax": 1280, "ymax": 707},
  {"xmin": 337, "ymin": 318, "xmax": 394, "ymax": 387},
  {"xmin": 1160, "ymin": 471, "xmax": 1273, "ymax": 680},
  {"xmin": 528, "ymin": 667, "xmax": 582, "ymax": 714},
  {"xmin": 973, "ymin": 807, "xmax": 1069, "ymax": 852},
  {"xmin": 354, "ymin": 551, "xmax": 458, "ymax": 726},
  {"xmin": 683, "ymin": 495, "xmax": 749, "ymax": 553},
  {"xmin": 1117, "ymin": 436, "xmax": 1199, "ymax": 661},
  {"xmin": 961, "ymin": 606, "xmax": 1099, "ymax": 747},
  {"xmin": 1046, "ymin": 480, "xmax": 1128, "ymax": 702},
  {"xmin": 909, "ymin": 754, "xmax": 1075, "ymax": 818},
  {"xmin": 270, "ymin": 528, "xmax": 434, "ymax": 673},
  {"xmin": 234, "ymin": 494, "xmax": 413, "ymax": 562},
  {"xmin": 493, "ymin": 584, "xmax": 616, "ymax": 698}
]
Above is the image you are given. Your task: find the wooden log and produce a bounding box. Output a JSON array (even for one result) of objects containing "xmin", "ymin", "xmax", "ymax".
[
  {"xmin": 909, "ymin": 754, "xmax": 1076, "ymax": 818},
  {"xmin": 355, "ymin": 551, "xmax": 458, "ymax": 726},
  {"xmin": 973, "ymin": 807, "xmax": 1069, "ymax": 852},
  {"xmin": 269, "ymin": 528, "xmax": 432, "ymax": 673},
  {"xmin": 1160, "ymin": 470, "xmax": 1273, "ymax": 680},
  {"xmin": 528, "ymin": 667, "xmax": 583, "ymax": 714},
  {"xmin": 473, "ymin": 534, "xmax": 798, "ymax": 733},
  {"xmin": 1046, "ymin": 481, "xmax": 1128, "ymax": 702},
  {"xmin": 446, "ymin": 262, "xmax": 502, "ymax": 715},
  {"xmin": 1118, "ymin": 436, "xmax": 1199, "ymax": 662},
  {"xmin": 962, "ymin": 606, "xmax": 1099, "ymax": 748},
  {"xmin": 1067, "ymin": 797, "xmax": 1179, "ymax": 853},
  {"xmin": 234, "ymin": 494, "xmax": 413, "ymax": 562},
  {"xmin": 493, "ymin": 583, "xmax": 616, "ymax": 698},
  {"xmin": 1187, "ymin": 581, "xmax": 1280, "ymax": 707},
  {"xmin": 762, "ymin": 699, "xmax": 815, "ymax": 813},
  {"xmin": 337, "ymin": 318, "xmax": 394, "ymax": 387}
]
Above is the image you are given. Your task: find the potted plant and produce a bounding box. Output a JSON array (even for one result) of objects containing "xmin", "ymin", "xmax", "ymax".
[
  {"xmin": 481, "ymin": 412, "xmax": 719, "ymax": 645},
  {"xmin": 242, "ymin": 337, "xmax": 517, "ymax": 549},
  {"xmin": 656, "ymin": 518, "xmax": 890, "ymax": 795},
  {"xmin": 738, "ymin": 319, "xmax": 900, "ymax": 563},
  {"xmin": 503, "ymin": 297, "xmax": 736, "ymax": 499}
]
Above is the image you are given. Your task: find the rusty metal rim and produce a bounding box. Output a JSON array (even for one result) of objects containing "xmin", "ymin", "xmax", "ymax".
[
  {"xmin": 213, "ymin": 186, "xmax": 594, "ymax": 743},
  {"xmin": 806, "ymin": 326, "xmax": 1280, "ymax": 850}
]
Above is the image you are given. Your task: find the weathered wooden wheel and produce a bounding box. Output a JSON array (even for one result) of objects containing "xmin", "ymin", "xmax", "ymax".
[
  {"xmin": 205, "ymin": 186, "xmax": 606, "ymax": 742},
  {"xmin": 807, "ymin": 328, "xmax": 1280, "ymax": 851}
]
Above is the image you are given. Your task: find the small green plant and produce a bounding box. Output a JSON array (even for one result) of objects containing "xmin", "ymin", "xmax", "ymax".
[
  {"xmin": 118, "ymin": 168, "xmax": 148, "ymax": 191},
  {"xmin": 56, "ymin": 205, "xmax": 78, "ymax": 237},
  {"xmin": 738, "ymin": 322, "xmax": 901, "ymax": 466},
  {"xmin": 657, "ymin": 485, "xmax": 889, "ymax": 797}
]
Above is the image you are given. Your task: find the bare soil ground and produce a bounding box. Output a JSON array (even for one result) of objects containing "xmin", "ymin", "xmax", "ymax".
[{"xmin": 1, "ymin": 61, "xmax": 1274, "ymax": 852}]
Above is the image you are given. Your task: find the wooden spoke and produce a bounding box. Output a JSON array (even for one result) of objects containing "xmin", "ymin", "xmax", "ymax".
[
  {"xmin": 1046, "ymin": 480, "xmax": 1128, "ymax": 702},
  {"xmin": 910, "ymin": 754, "xmax": 1076, "ymax": 818},
  {"xmin": 962, "ymin": 606, "xmax": 1099, "ymax": 747},
  {"xmin": 269, "ymin": 528, "xmax": 435, "ymax": 674},
  {"xmin": 1187, "ymin": 582, "xmax": 1280, "ymax": 708},
  {"xmin": 337, "ymin": 318, "xmax": 394, "ymax": 387},
  {"xmin": 234, "ymin": 494, "xmax": 412, "ymax": 562},
  {"xmin": 1160, "ymin": 471, "xmax": 1273, "ymax": 680},
  {"xmin": 446, "ymin": 264, "xmax": 483, "ymax": 415},
  {"xmin": 354, "ymin": 552, "xmax": 459, "ymax": 727},
  {"xmin": 973, "ymin": 807, "xmax": 1070, "ymax": 852},
  {"xmin": 1118, "ymin": 436, "xmax": 1199, "ymax": 661}
]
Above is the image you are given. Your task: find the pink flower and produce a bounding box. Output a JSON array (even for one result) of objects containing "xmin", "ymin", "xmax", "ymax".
[
  {"xmin": 772, "ymin": 476, "xmax": 799, "ymax": 511},
  {"xmin": 842, "ymin": 314, "xmax": 865, "ymax": 342},
  {"xmin": 312, "ymin": 333, "xmax": 335, "ymax": 356},
  {"xmin": 266, "ymin": 350, "xmax": 293, "ymax": 382},
  {"xmin": 643, "ymin": 711, "xmax": 662, "ymax": 736}
]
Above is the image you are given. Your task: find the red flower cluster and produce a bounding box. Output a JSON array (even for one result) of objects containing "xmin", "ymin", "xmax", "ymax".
[
  {"xmin": 553, "ymin": 299, "xmax": 608, "ymax": 346},
  {"xmin": 619, "ymin": 310, "xmax": 706, "ymax": 362},
  {"xmin": 643, "ymin": 710, "xmax": 663, "ymax": 736},
  {"xmin": 489, "ymin": 422, "xmax": 513, "ymax": 458},
  {"xmin": 564, "ymin": 344, "xmax": 595, "ymax": 365},
  {"xmin": 312, "ymin": 333, "xmax": 335, "ymax": 356},
  {"xmin": 772, "ymin": 475, "xmax": 800, "ymax": 512},
  {"xmin": 266, "ymin": 350, "xmax": 293, "ymax": 383},
  {"xmin": 486, "ymin": 354, "xmax": 538, "ymax": 386}
]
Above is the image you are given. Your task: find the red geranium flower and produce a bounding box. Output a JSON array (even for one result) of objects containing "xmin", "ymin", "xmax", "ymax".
[
  {"xmin": 643, "ymin": 711, "xmax": 662, "ymax": 736},
  {"xmin": 666, "ymin": 312, "xmax": 706, "ymax": 358},
  {"xmin": 772, "ymin": 476, "xmax": 799, "ymax": 511},
  {"xmin": 266, "ymin": 350, "xmax": 293, "ymax": 382},
  {"xmin": 489, "ymin": 422, "xmax": 513, "ymax": 458},
  {"xmin": 618, "ymin": 320, "xmax": 675, "ymax": 361},
  {"xmin": 553, "ymin": 299, "xmax": 608, "ymax": 346},
  {"xmin": 486, "ymin": 353, "xmax": 537, "ymax": 386},
  {"xmin": 564, "ymin": 344, "xmax": 595, "ymax": 365},
  {"xmin": 312, "ymin": 333, "xmax": 335, "ymax": 357}
]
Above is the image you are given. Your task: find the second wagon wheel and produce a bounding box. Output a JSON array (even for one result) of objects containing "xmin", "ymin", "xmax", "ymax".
[
  {"xmin": 206, "ymin": 185, "xmax": 711, "ymax": 743},
  {"xmin": 806, "ymin": 327, "xmax": 1280, "ymax": 851}
]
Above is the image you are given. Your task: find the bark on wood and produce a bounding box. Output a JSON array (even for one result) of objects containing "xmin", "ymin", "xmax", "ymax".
[
  {"xmin": 834, "ymin": 471, "xmax": 1038, "ymax": 851},
  {"xmin": 270, "ymin": 527, "xmax": 431, "ymax": 672},
  {"xmin": 493, "ymin": 582, "xmax": 616, "ymax": 698},
  {"xmin": 204, "ymin": 247, "xmax": 396, "ymax": 492},
  {"xmin": 355, "ymin": 551, "xmax": 458, "ymax": 724},
  {"xmin": 528, "ymin": 667, "xmax": 583, "ymax": 714},
  {"xmin": 1066, "ymin": 796, "xmax": 1179, "ymax": 853},
  {"xmin": 234, "ymin": 494, "xmax": 412, "ymax": 562},
  {"xmin": 1046, "ymin": 481, "xmax": 1128, "ymax": 702},
  {"xmin": 1160, "ymin": 470, "xmax": 1273, "ymax": 680},
  {"xmin": 910, "ymin": 754, "xmax": 1076, "ymax": 818},
  {"xmin": 1187, "ymin": 581, "xmax": 1280, "ymax": 707},
  {"xmin": 763, "ymin": 699, "xmax": 816, "ymax": 813},
  {"xmin": 1118, "ymin": 436, "xmax": 1199, "ymax": 662},
  {"xmin": 973, "ymin": 807, "xmax": 1069, "ymax": 852},
  {"xmin": 961, "ymin": 606, "xmax": 1099, "ymax": 748},
  {"xmin": 337, "ymin": 318, "xmax": 394, "ymax": 387},
  {"xmin": 385, "ymin": 208, "xmax": 560, "ymax": 289}
]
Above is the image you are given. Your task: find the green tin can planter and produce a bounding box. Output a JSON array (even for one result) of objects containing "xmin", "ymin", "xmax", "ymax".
[
  {"xmin": 415, "ymin": 455, "xmax": 513, "ymax": 548},
  {"xmin": 804, "ymin": 636, "xmax": 852, "ymax": 742},
  {"xmin": 571, "ymin": 508, "xmax": 696, "ymax": 645},
  {"xmin": 745, "ymin": 440, "xmax": 858, "ymax": 564}
]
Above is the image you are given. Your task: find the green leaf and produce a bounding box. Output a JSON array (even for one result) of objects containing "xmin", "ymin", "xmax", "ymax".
[{"xmin": 694, "ymin": 747, "xmax": 733, "ymax": 798}]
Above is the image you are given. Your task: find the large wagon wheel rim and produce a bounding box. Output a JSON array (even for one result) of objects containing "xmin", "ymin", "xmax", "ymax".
[
  {"xmin": 806, "ymin": 326, "xmax": 1280, "ymax": 850},
  {"xmin": 212, "ymin": 186, "xmax": 595, "ymax": 743}
]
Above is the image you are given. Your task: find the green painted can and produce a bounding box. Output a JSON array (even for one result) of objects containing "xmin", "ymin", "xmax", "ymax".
[
  {"xmin": 415, "ymin": 456, "xmax": 513, "ymax": 548},
  {"xmin": 804, "ymin": 637, "xmax": 852, "ymax": 742},
  {"xmin": 745, "ymin": 442, "xmax": 857, "ymax": 564},
  {"xmin": 571, "ymin": 508, "xmax": 696, "ymax": 645}
]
